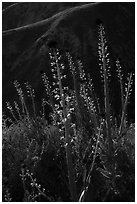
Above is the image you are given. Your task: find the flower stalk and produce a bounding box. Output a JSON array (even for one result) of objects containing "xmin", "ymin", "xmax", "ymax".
[
  {"xmin": 98, "ymin": 24, "xmax": 113, "ymax": 157},
  {"xmin": 119, "ymin": 72, "xmax": 133, "ymax": 135},
  {"xmin": 53, "ymin": 50, "xmax": 77, "ymax": 201}
]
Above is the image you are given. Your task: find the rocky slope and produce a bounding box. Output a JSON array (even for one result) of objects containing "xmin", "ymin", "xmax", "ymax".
[{"xmin": 2, "ymin": 2, "xmax": 135, "ymax": 121}]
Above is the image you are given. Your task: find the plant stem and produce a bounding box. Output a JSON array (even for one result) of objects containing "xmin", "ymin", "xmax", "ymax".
[
  {"xmin": 101, "ymin": 32, "xmax": 113, "ymax": 157},
  {"xmin": 54, "ymin": 52, "xmax": 77, "ymax": 201},
  {"xmin": 83, "ymin": 85, "xmax": 98, "ymax": 130},
  {"xmin": 79, "ymin": 122, "xmax": 102, "ymax": 201},
  {"xmin": 119, "ymin": 76, "xmax": 127, "ymax": 131},
  {"xmin": 119, "ymin": 73, "xmax": 133, "ymax": 135}
]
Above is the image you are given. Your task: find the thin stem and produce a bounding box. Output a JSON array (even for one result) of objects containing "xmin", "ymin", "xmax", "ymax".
[
  {"xmin": 79, "ymin": 122, "xmax": 102, "ymax": 201},
  {"xmin": 31, "ymin": 96, "xmax": 36, "ymax": 118},
  {"xmin": 100, "ymin": 29, "xmax": 113, "ymax": 157},
  {"xmin": 116, "ymin": 59, "xmax": 126, "ymax": 129},
  {"xmin": 119, "ymin": 73, "xmax": 133, "ymax": 135},
  {"xmin": 54, "ymin": 51, "xmax": 77, "ymax": 201},
  {"xmin": 82, "ymin": 85, "xmax": 98, "ymax": 130},
  {"xmin": 119, "ymin": 77, "xmax": 127, "ymax": 130}
]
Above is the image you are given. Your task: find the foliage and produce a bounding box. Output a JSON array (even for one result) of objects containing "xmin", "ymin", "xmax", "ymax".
[{"xmin": 2, "ymin": 23, "xmax": 134, "ymax": 202}]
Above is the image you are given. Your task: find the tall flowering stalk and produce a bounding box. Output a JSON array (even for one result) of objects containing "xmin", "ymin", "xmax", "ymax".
[
  {"xmin": 116, "ymin": 59, "xmax": 134, "ymax": 136},
  {"xmin": 20, "ymin": 168, "xmax": 53, "ymax": 201},
  {"xmin": 116, "ymin": 59, "xmax": 124, "ymax": 112},
  {"xmin": 41, "ymin": 73, "xmax": 54, "ymax": 118},
  {"xmin": 66, "ymin": 52, "xmax": 83, "ymax": 126},
  {"xmin": 6, "ymin": 102, "xmax": 18, "ymax": 122},
  {"xmin": 77, "ymin": 59, "xmax": 98, "ymax": 130},
  {"xmin": 49, "ymin": 48, "xmax": 77, "ymax": 201},
  {"xmin": 116, "ymin": 59, "xmax": 127, "ymax": 132},
  {"xmin": 119, "ymin": 72, "xmax": 133, "ymax": 135},
  {"xmin": 98, "ymin": 24, "xmax": 113, "ymax": 157},
  {"xmin": 67, "ymin": 53, "xmax": 98, "ymax": 129},
  {"xmin": 14, "ymin": 80, "xmax": 29, "ymax": 117},
  {"xmin": 25, "ymin": 82, "xmax": 36, "ymax": 118}
]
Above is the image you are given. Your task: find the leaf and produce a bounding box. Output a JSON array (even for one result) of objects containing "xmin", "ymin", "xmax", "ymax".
[{"xmin": 97, "ymin": 167, "xmax": 111, "ymax": 179}]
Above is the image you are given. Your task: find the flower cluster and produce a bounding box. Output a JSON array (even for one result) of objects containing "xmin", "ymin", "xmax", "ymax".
[
  {"xmin": 48, "ymin": 49, "xmax": 74, "ymax": 128},
  {"xmin": 14, "ymin": 80, "xmax": 24, "ymax": 100},
  {"xmin": 20, "ymin": 168, "xmax": 53, "ymax": 201},
  {"xmin": 24, "ymin": 82, "xmax": 36, "ymax": 117},
  {"xmin": 98, "ymin": 24, "xmax": 111, "ymax": 81},
  {"xmin": 41, "ymin": 73, "xmax": 51, "ymax": 98},
  {"xmin": 24, "ymin": 82, "xmax": 35, "ymax": 98},
  {"xmin": 116, "ymin": 59, "xmax": 123, "ymax": 82},
  {"xmin": 77, "ymin": 60, "xmax": 97, "ymax": 123},
  {"xmin": 13, "ymin": 80, "xmax": 29, "ymax": 116}
]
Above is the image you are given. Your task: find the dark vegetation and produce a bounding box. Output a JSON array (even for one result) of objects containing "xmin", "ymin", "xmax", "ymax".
[{"xmin": 2, "ymin": 20, "xmax": 135, "ymax": 201}]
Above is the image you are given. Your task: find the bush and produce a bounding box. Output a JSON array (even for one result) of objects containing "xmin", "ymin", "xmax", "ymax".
[{"xmin": 2, "ymin": 23, "xmax": 134, "ymax": 202}]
